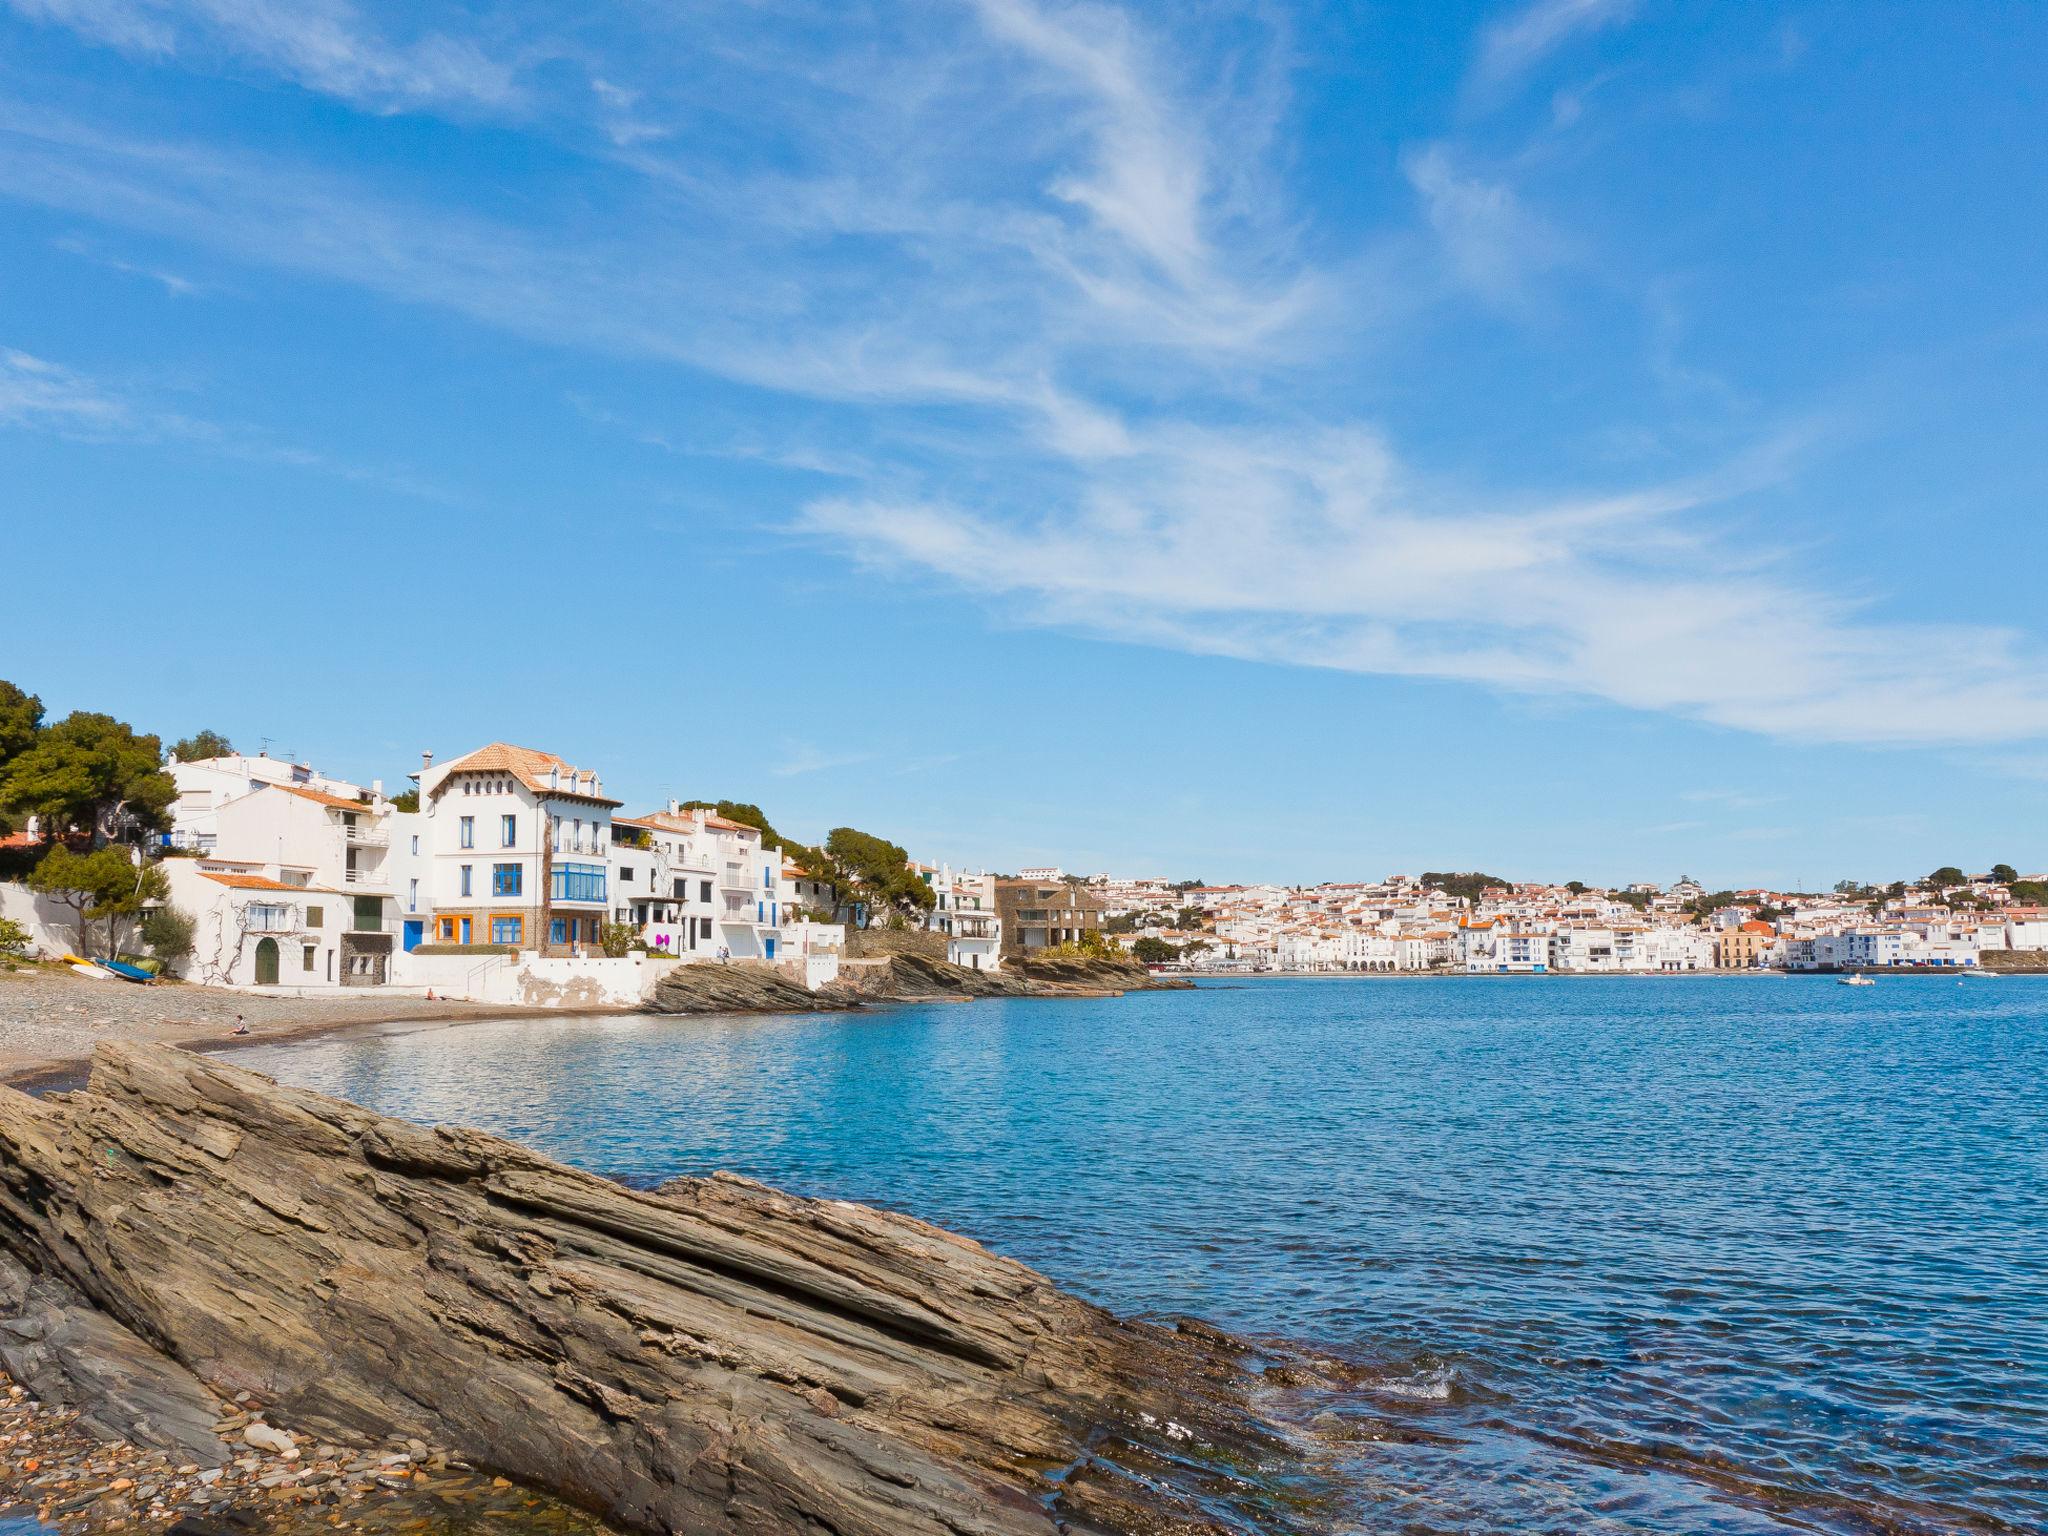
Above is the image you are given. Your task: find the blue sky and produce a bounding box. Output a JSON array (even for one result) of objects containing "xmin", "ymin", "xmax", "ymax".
[{"xmin": 2, "ymin": 0, "xmax": 2045, "ymax": 888}]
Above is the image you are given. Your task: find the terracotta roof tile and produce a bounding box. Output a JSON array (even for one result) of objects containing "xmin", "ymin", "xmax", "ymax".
[{"xmin": 434, "ymin": 743, "xmax": 622, "ymax": 806}]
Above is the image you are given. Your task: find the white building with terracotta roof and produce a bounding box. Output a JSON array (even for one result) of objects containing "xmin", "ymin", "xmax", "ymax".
[{"xmin": 414, "ymin": 743, "xmax": 620, "ymax": 954}]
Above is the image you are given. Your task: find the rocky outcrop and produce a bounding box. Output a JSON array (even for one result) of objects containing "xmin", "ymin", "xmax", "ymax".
[
  {"xmin": 842, "ymin": 927, "xmax": 949, "ymax": 962},
  {"xmin": 647, "ymin": 961, "xmax": 859, "ymax": 1015},
  {"xmin": 0, "ymin": 1250, "xmax": 228, "ymax": 1466},
  {"xmin": 1008, "ymin": 952, "xmax": 1192, "ymax": 992},
  {"xmin": 830, "ymin": 953, "xmax": 1039, "ymax": 1001},
  {"xmin": 0, "ymin": 1044, "xmax": 1311, "ymax": 1536}
]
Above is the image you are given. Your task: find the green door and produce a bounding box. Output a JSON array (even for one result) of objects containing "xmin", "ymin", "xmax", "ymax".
[{"xmin": 254, "ymin": 937, "xmax": 279, "ymax": 986}]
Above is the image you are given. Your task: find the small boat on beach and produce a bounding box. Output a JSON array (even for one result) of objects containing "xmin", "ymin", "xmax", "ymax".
[{"xmin": 99, "ymin": 959, "xmax": 155, "ymax": 984}]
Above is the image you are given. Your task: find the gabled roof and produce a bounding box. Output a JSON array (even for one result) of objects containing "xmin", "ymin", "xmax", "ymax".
[
  {"xmin": 275, "ymin": 785, "xmax": 373, "ymax": 813},
  {"xmin": 201, "ymin": 872, "xmax": 347, "ymax": 895},
  {"xmin": 434, "ymin": 743, "xmax": 622, "ymax": 807}
]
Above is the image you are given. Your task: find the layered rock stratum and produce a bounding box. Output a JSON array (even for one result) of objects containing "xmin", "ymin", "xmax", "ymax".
[{"xmin": 0, "ymin": 1044, "xmax": 1314, "ymax": 1536}]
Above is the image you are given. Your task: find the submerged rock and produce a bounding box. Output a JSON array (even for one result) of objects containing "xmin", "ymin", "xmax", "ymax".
[{"xmin": 0, "ymin": 1044, "xmax": 1306, "ymax": 1536}]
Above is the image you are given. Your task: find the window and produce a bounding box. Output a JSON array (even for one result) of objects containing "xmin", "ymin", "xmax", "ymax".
[
  {"xmin": 700, "ymin": 880, "xmax": 712, "ymax": 903},
  {"xmin": 411, "ymin": 835, "xmax": 420, "ymax": 855},
  {"xmin": 302, "ymin": 945, "xmax": 316, "ymax": 972},
  {"xmin": 764, "ymin": 867, "xmax": 773, "ymax": 889},
  {"xmin": 460, "ymin": 864, "xmax": 473, "ymax": 898},
  {"xmin": 407, "ymin": 878, "xmax": 418, "ymax": 912},
  {"xmin": 572, "ymin": 818, "xmax": 583, "ymax": 852},
  {"xmin": 305, "ymin": 905, "xmax": 323, "ymax": 928},
  {"xmin": 492, "ymin": 863, "xmax": 522, "ymax": 897},
  {"xmin": 459, "ymin": 816, "xmax": 475, "ymax": 849},
  {"xmin": 593, "ymin": 822, "xmax": 605, "ymax": 845},
  {"xmin": 620, "ymin": 866, "xmax": 634, "ymax": 882},
  {"xmin": 551, "ymin": 863, "xmax": 606, "ymax": 903},
  {"xmin": 491, "ymin": 916, "xmax": 522, "ymax": 945},
  {"xmin": 501, "ymin": 814, "xmax": 517, "ymax": 848},
  {"xmin": 550, "ymin": 918, "xmax": 567, "ymax": 945}
]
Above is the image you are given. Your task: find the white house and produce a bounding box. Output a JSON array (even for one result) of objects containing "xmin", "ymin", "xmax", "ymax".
[
  {"xmin": 415, "ymin": 743, "xmax": 619, "ymax": 954},
  {"xmin": 917, "ymin": 862, "xmax": 1003, "ymax": 971}
]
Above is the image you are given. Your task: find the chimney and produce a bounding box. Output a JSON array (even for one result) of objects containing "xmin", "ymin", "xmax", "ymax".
[
  {"xmin": 371, "ymin": 779, "xmax": 384, "ymax": 797},
  {"xmin": 421, "ymin": 750, "xmax": 433, "ymax": 771}
]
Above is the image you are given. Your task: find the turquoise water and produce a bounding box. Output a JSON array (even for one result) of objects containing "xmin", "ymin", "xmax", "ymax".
[{"xmin": 241, "ymin": 976, "xmax": 2048, "ymax": 1534}]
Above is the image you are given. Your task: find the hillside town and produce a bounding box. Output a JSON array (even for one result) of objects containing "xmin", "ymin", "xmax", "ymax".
[
  {"xmin": 1075, "ymin": 869, "xmax": 2048, "ymax": 974},
  {"xmin": 1, "ymin": 684, "xmax": 2043, "ymax": 1001}
]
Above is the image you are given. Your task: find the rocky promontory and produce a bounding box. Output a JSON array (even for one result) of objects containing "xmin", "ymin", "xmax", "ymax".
[
  {"xmin": 648, "ymin": 952, "xmax": 1188, "ymax": 1015},
  {"xmin": 0, "ymin": 1044, "xmax": 1318, "ymax": 1536}
]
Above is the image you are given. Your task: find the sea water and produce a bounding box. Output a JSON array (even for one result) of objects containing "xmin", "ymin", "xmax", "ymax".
[{"xmin": 241, "ymin": 975, "xmax": 2048, "ymax": 1534}]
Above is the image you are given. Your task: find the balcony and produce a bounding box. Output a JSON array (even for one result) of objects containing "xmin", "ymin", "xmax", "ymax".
[
  {"xmin": 342, "ymin": 822, "xmax": 388, "ymax": 847},
  {"xmin": 342, "ymin": 867, "xmax": 390, "ymax": 888}
]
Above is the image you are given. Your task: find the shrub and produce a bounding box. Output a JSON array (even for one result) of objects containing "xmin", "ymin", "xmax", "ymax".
[{"xmin": 141, "ymin": 906, "xmax": 196, "ymax": 967}]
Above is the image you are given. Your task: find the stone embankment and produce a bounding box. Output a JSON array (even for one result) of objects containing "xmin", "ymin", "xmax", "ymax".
[{"xmin": 0, "ymin": 1044, "xmax": 1319, "ymax": 1536}]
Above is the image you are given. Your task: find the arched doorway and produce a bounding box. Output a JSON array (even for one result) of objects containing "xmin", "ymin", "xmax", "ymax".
[{"xmin": 254, "ymin": 937, "xmax": 279, "ymax": 986}]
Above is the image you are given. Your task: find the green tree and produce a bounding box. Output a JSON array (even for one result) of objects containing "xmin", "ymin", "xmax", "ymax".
[
  {"xmin": 0, "ymin": 712, "xmax": 176, "ymax": 844},
  {"xmin": 1926, "ymin": 866, "xmax": 1968, "ymax": 889},
  {"xmin": 823, "ymin": 827, "xmax": 935, "ymax": 925},
  {"xmin": 1174, "ymin": 905, "xmax": 1207, "ymax": 930},
  {"xmin": 140, "ymin": 905, "xmax": 195, "ymax": 968},
  {"xmin": 598, "ymin": 920, "xmax": 643, "ymax": 958},
  {"xmin": 0, "ymin": 916, "xmax": 29, "ymax": 958},
  {"xmin": 170, "ymin": 729, "xmax": 234, "ymax": 762},
  {"xmin": 1422, "ymin": 871, "xmax": 1513, "ymax": 904},
  {"xmin": 0, "ymin": 680, "xmax": 45, "ymax": 832},
  {"xmin": 28, "ymin": 846, "xmax": 168, "ymax": 958},
  {"xmin": 1131, "ymin": 935, "xmax": 1179, "ymax": 964},
  {"xmin": 1991, "ymin": 863, "xmax": 2020, "ymax": 885},
  {"xmin": 388, "ymin": 788, "xmax": 420, "ymax": 812},
  {"xmin": 1565, "ymin": 880, "xmax": 1587, "ymax": 895}
]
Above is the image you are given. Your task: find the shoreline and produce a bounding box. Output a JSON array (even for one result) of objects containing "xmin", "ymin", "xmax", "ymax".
[{"xmin": 0, "ymin": 966, "xmax": 639, "ymax": 1094}]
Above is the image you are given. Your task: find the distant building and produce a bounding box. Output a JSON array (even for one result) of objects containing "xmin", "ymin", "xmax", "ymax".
[{"xmin": 995, "ymin": 878, "xmax": 1103, "ymax": 957}]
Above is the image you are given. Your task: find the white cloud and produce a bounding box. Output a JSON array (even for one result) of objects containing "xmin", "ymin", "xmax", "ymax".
[
  {"xmin": 7, "ymin": 2, "xmax": 2045, "ymax": 753},
  {"xmin": 0, "ymin": 347, "xmax": 131, "ymax": 431},
  {"xmin": 797, "ymin": 420, "xmax": 2048, "ymax": 748},
  {"xmin": 0, "ymin": 343, "xmax": 449, "ymax": 496},
  {"xmin": 8, "ymin": 0, "xmax": 519, "ymax": 111},
  {"xmin": 1402, "ymin": 142, "xmax": 1567, "ymax": 308},
  {"xmin": 1471, "ymin": 0, "xmax": 1637, "ymax": 96}
]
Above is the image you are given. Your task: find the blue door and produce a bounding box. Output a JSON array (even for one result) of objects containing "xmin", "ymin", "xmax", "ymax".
[
  {"xmin": 764, "ymin": 937, "xmax": 777, "ymax": 960},
  {"xmin": 402, "ymin": 920, "xmax": 424, "ymax": 952}
]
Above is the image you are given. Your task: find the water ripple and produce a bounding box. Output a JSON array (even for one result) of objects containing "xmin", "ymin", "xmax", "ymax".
[{"xmin": 241, "ymin": 975, "xmax": 2048, "ymax": 1534}]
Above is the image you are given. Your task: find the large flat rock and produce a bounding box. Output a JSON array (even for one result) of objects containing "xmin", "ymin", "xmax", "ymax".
[{"xmin": 0, "ymin": 1044, "xmax": 1308, "ymax": 1535}]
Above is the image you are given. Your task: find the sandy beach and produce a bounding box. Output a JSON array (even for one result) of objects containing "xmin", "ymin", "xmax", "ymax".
[{"xmin": 0, "ymin": 966, "xmax": 615, "ymax": 1091}]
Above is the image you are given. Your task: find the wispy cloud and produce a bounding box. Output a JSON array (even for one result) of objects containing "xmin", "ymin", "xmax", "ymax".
[
  {"xmin": 52, "ymin": 232, "xmax": 201, "ymax": 294},
  {"xmin": 8, "ymin": 0, "xmax": 520, "ymax": 111},
  {"xmin": 797, "ymin": 418, "xmax": 2048, "ymax": 748},
  {"xmin": 1402, "ymin": 142, "xmax": 1568, "ymax": 308},
  {"xmin": 771, "ymin": 742, "xmax": 873, "ymax": 779},
  {"xmin": 6, "ymin": 1, "xmax": 2043, "ymax": 756},
  {"xmin": 0, "ymin": 343, "xmax": 450, "ymax": 497},
  {"xmin": 1471, "ymin": 0, "xmax": 1637, "ymax": 98},
  {"xmin": 0, "ymin": 346, "xmax": 131, "ymax": 431}
]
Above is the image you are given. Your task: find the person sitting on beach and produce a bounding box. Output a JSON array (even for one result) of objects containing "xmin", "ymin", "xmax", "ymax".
[{"xmin": 229, "ymin": 1015, "xmax": 250, "ymax": 1037}]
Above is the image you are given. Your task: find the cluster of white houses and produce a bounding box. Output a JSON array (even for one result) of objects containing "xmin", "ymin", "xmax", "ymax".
[
  {"xmin": 1088, "ymin": 872, "xmax": 2048, "ymax": 974},
  {"xmin": 24, "ymin": 742, "xmax": 1006, "ymax": 996}
]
